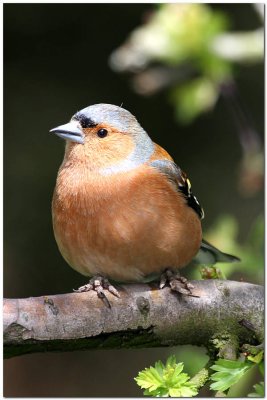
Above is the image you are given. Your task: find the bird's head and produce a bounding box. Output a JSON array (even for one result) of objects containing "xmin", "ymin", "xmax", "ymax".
[{"xmin": 50, "ymin": 103, "xmax": 154, "ymax": 173}]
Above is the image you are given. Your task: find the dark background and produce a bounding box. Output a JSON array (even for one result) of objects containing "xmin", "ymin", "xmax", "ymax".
[{"xmin": 4, "ymin": 4, "xmax": 264, "ymax": 397}]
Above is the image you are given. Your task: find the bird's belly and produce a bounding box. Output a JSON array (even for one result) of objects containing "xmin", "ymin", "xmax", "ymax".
[{"xmin": 52, "ymin": 172, "xmax": 202, "ymax": 282}]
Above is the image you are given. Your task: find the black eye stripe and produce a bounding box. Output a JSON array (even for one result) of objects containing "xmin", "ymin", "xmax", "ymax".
[{"xmin": 73, "ymin": 113, "xmax": 97, "ymax": 128}]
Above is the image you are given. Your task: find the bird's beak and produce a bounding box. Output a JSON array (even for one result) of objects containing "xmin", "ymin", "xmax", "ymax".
[{"xmin": 50, "ymin": 121, "xmax": 84, "ymax": 144}]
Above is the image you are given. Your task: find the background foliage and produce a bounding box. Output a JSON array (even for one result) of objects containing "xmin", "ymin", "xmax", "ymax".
[{"xmin": 4, "ymin": 3, "xmax": 263, "ymax": 397}]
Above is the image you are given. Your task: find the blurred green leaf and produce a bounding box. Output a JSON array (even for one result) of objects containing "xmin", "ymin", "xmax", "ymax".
[
  {"xmin": 139, "ymin": 4, "xmax": 230, "ymax": 66},
  {"xmin": 210, "ymin": 359, "xmax": 252, "ymax": 392},
  {"xmin": 110, "ymin": 3, "xmax": 238, "ymax": 123},
  {"xmin": 248, "ymin": 382, "xmax": 264, "ymax": 397},
  {"xmin": 259, "ymin": 361, "xmax": 264, "ymax": 376},
  {"xmin": 203, "ymin": 214, "xmax": 264, "ymax": 284},
  {"xmin": 173, "ymin": 346, "xmax": 209, "ymax": 378},
  {"xmin": 111, "ymin": 3, "xmax": 263, "ymax": 124},
  {"xmin": 247, "ymin": 350, "xmax": 264, "ymax": 364},
  {"xmin": 171, "ymin": 77, "xmax": 218, "ymax": 123}
]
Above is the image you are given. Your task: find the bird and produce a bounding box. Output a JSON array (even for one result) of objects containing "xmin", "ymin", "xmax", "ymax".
[{"xmin": 50, "ymin": 103, "xmax": 239, "ymax": 306}]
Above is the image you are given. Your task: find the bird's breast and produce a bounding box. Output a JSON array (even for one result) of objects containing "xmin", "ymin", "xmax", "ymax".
[{"xmin": 52, "ymin": 165, "xmax": 202, "ymax": 281}]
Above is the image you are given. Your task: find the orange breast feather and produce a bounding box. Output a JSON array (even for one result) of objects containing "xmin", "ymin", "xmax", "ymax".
[{"xmin": 52, "ymin": 156, "xmax": 201, "ymax": 282}]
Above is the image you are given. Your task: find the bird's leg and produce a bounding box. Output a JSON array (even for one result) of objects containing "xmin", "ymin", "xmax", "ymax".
[
  {"xmin": 159, "ymin": 269, "xmax": 198, "ymax": 297},
  {"xmin": 73, "ymin": 275, "xmax": 120, "ymax": 308}
]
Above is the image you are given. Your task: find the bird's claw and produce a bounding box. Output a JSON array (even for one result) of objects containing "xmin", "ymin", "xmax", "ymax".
[
  {"xmin": 159, "ymin": 269, "xmax": 198, "ymax": 297},
  {"xmin": 73, "ymin": 283, "xmax": 93, "ymax": 292},
  {"xmin": 73, "ymin": 276, "xmax": 120, "ymax": 308}
]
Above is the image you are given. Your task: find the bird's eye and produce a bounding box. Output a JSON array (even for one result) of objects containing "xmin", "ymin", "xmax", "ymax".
[{"xmin": 97, "ymin": 128, "xmax": 108, "ymax": 138}]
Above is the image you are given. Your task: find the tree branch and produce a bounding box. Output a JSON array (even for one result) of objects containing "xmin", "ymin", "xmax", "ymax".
[{"xmin": 4, "ymin": 280, "xmax": 264, "ymax": 359}]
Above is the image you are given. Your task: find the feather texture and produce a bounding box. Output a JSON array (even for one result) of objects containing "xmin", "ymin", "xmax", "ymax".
[
  {"xmin": 52, "ymin": 163, "xmax": 202, "ymax": 282},
  {"xmin": 51, "ymin": 104, "xmax": 238, "ymax": 284}
]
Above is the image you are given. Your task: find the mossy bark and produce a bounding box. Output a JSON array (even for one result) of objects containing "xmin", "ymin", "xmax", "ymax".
[{"xmin": 4, "ymin": 280, "xmax": 264, "ymax": 359}]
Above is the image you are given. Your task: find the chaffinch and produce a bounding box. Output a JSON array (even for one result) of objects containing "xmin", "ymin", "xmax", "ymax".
[{"xmin": 50, "ymin": 104, "xmax": 239, "ymax": 305}]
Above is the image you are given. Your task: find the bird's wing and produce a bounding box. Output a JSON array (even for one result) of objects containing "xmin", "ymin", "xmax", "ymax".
[
  {"xmin": 148, "ymin": 146, "xmax": 240, "ymax": 263},
  {"xmin": 149, "ymin": 158, "xmax": 204, "ymax": 220},
  {"xmin": 149, "ymin": 158, "xmax": 240, "ymax": 263}
]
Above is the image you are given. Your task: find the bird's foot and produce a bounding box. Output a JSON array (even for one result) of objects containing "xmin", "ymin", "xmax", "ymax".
[
  {"xmin": 159, "ymin": 269, "xmax": 198, "ymax": 297},
  {"xmin": 73, "ymin": 276, "xmax": 120, "ymax": 308}
]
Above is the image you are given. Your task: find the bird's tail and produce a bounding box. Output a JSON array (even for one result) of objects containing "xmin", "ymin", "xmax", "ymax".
[{"xmin": 194, "ymin": 239, "xmax": 240, "ymax": 265}]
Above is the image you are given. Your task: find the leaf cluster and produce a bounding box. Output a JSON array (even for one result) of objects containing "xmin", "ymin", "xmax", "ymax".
[
  {"xmin": 135, "ymin": 353, "xmax": 264, "ymax": 397},
  {"xmin": 135, "ymin": 355, "xmax": 198, "ymax": 397}
]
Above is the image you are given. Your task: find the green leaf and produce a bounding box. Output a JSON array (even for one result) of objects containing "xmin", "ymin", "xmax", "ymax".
[
  {"xmin": 210, "ymin": 359, "xmax": 248, "ymax": 370},
  {"xmin": 247, "ymin": 350, "xmax": 264, "ymax": 364},
  {"xmin": 210, "ymin": 359, "xmax": 252, "ymax": 393},
  {"xmin": 166, "ymin": 355, "xmax": 177, "ymax": 368},
  {"xmin": 259, "ymin": 361, "xmax": 264, "ymax": 376},
  {"xmin": 171, "ymin": 77, "xmax": 218, "ymax": 124},
  {"xmin": 135, "ymin": 366, "xmax": 163, "ymax": 391},
  {"xmin": 169, "ymin": 385, "xmax": 198, "ymax": 397},
  {"xmin": 248, "ymin": 382, "xmax": 264, "ymax": 397},
  {"xmin": 144, "ymin": 387, "xmax": 169, "ymax": 397},
  {"xmin": 135, "ymin": 356, "xmax": 198, "ymax": 397},
  {"xmin": 155, "ymin": 360, "xmax": 165, "ymax": 375}
]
